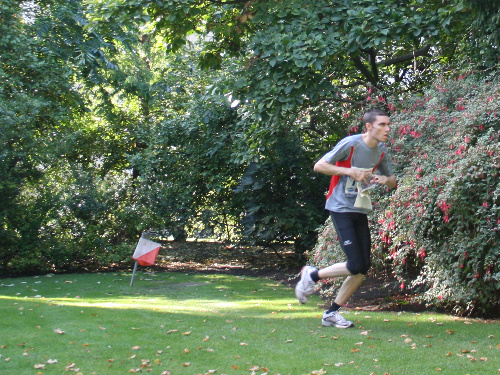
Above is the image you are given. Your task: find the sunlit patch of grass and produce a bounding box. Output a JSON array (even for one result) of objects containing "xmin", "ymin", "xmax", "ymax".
[{"xmin": 1, "ymin": 272, "xmax": 498, "ymax": 374}]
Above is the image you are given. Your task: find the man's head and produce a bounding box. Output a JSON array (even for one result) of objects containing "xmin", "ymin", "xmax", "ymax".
[
  {"xmin": 363, "ymin": 108, "xmax": 389, "ymax": 125},
  {"xmin": 363, "ymin": 108, "xmax": 391, "ymax": 145}
]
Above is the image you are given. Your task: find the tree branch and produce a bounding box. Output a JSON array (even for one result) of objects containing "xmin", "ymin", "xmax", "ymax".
[
  {"xmin": 350, "ymin": 54, "xmax": 381, "ymax": 88},
  {"xmin": 369, "ymin": 48, "xmax": 379, "ymax": 82},
  {"xmin": 379, "ymin": 45, "xmax": 432, "ymax": 66}
]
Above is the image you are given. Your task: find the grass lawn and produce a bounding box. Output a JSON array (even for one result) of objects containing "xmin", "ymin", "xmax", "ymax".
[{"xmin": 0, "ymin": 271, "xmax": 498, "ymax": 375}]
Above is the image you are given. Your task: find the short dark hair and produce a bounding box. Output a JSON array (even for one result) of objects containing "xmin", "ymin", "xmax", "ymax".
[{"xmin": 363, "ymin": 108, "xmax": 389, "ymax": 124}]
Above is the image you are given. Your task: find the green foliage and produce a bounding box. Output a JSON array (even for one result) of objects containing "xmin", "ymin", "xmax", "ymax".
[
  {"xmin": 234, "ymin": 127, "xmax": 326, "ymax": 252},
  {"xmin": 0, "ymin": 0, "xmax": 140, "ymax": 275},
  {"xmin": 378, "ymin": 71, "xmax": 499, "ymax": 316},
  {"xmin": 0, "ymin": 0, "xmax": 80, "ymax": 273},
  {"xmin": 134, "ymin": 90, "xmax": 245, "ymax": 241}
]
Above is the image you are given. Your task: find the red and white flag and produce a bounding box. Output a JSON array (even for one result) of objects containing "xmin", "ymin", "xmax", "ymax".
[{"xmin": 132, "ymin": 238, "xmax": 161, "ymax": 266}]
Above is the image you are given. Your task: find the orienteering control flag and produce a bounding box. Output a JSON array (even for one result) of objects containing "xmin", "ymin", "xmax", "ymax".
[{"xmin": 132, "ymin": 238, "xmax": 161, "ymax": 266}]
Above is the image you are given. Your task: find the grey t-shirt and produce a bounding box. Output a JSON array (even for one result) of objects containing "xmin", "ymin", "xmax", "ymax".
[{"xmin": 321, "ymin": 134, "xmax": 393, "ymax": 214}]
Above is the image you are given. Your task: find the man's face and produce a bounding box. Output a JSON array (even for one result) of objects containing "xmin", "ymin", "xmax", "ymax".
[{"xmin": 367, "ymin": 115, "xmax": 391, "ymax": 143}]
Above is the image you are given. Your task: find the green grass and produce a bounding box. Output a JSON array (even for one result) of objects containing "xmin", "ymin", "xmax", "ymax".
[{"xmin": 0, "ymin": 272, "xmax": 498, "ymax": 375}]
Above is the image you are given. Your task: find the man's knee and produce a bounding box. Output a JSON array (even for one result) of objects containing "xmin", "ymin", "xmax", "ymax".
[{"xmin": 346, "ymin": 262, "xmax": 371, "ymax": 275}]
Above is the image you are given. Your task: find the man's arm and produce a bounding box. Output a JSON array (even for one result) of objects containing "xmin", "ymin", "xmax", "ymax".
[
  {"xmin": 314, "ymin": 158, "xmax": 397, "ymax": 189},
  {"xmin": 313, "ymin": 157, "xmax": 369, "ymax": 182},
  {"xmin": 372, "ymin": 174, "xmax": 397, "ymax": 189}
]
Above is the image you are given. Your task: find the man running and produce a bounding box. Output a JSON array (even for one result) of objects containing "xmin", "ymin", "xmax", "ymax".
[{"xmin": 295, "ymin": 108, "xmax": 396, "ymax": 328}]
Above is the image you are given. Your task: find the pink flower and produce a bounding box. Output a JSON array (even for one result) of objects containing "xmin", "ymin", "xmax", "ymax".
[
  {"xmin": 482, "ymin": 202, "xmax": 488, "ymax": 207},
  {"xmin": 418, "ymin": 247, "xmax": 426, "ymax": 260}
]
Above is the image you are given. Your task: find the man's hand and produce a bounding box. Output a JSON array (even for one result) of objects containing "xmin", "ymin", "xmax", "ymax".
[
  {"xmin": 371, "ymin": 174, "xmax": 397, "ymax": 189},
  {"xmin": 348, "ymin": 169, "xmax": 372, "ymax": 183}
]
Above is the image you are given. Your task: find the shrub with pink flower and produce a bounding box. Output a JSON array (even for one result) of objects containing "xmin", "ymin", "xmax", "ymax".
[{"xmin": 309, "ymin": 71, "xmax": 499, "ymax": 316}]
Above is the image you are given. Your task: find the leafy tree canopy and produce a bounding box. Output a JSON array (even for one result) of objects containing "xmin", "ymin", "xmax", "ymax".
[{"xmin": 85, "ymin": 0, "xmax": 497, "ymax": 120}]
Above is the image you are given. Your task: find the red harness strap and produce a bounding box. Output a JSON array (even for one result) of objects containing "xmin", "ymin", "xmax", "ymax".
[
  {"xmin": 325, "ymin": 146, "xmax": 354, "ymax": 200},
  {"xmin": 325, "ymin": 148, "xmax": 385, "ymax": 201}
]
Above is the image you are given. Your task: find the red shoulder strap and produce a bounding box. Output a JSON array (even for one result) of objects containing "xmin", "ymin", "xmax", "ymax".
[
  {"xmin": 372, "ymin": 152, "xmax": 385, "ymax": 172},
  {"xmin": 325, "ymin": 146, "xmax": 354, "ymax": 200}
]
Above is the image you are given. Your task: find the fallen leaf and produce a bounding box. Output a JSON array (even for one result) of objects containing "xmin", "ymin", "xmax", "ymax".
[
  {"xmin": 240, "ymin": 342, "xmax": 248, "ymax": 346},
  {"xmin": 131, "ymin": 346, "xmax": 141, "ymax": 350},
  {"xmin": 249, "ymin": 366, "xmax": 260, "ymax": 371},
  {"xmin": 311, "ymin": 369, "xmax": 327, "ymax": 375},
  {"xmin": 182, "ymin": 362, "xmax": 190, "ymax": 367},
  {"xmin": 446, "ymin": 330, "xmax": 454, "ymax": 335},
  {"xmin": 54, "ymin": 328, "xmax": 65, "ymax": 335},
  {"xmin": 65, "ymin": 363, "xmax": 76, "ymax": 370},
  {"xmin": 34, "ymin": 364, "xmax": 46, "ymax": 369}
]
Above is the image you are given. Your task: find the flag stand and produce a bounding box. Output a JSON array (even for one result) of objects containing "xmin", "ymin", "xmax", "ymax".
[
  {"xmin": 130, "ymin": 231, "xmax": 153, "ymax": 287},
  {"xmin": 130, "ymin": 261, "xmax": 139, "ymax": 286}
]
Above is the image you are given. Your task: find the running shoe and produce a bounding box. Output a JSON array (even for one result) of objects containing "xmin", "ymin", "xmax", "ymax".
[
  {"xmin": 322, "ymin": 309, "xmax": 354, "ymax": 328},
  {"xmin": 295, "ymin": 265, "xmax": 317, "ymax": 304}
]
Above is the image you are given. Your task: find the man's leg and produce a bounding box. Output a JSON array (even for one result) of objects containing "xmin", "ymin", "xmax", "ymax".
[
  {"xmin": 334, "ymin": 274, "xmax": 365, "ymax": 306},
  {"xmin": 318, "ymin": 262, "xmax": 351, "ymax": 279},
  {"xmin": 296, "ymin": 212, "xmax": 370, "ymax": 309},
  {"xmin": 321, "ymin": 212, "xmax": 371, "ymax": 328}
]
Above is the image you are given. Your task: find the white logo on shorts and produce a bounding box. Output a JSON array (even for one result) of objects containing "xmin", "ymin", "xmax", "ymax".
[{"xmin": 343, "ymin": 240, "xmax": 352, "ymax": 246}]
